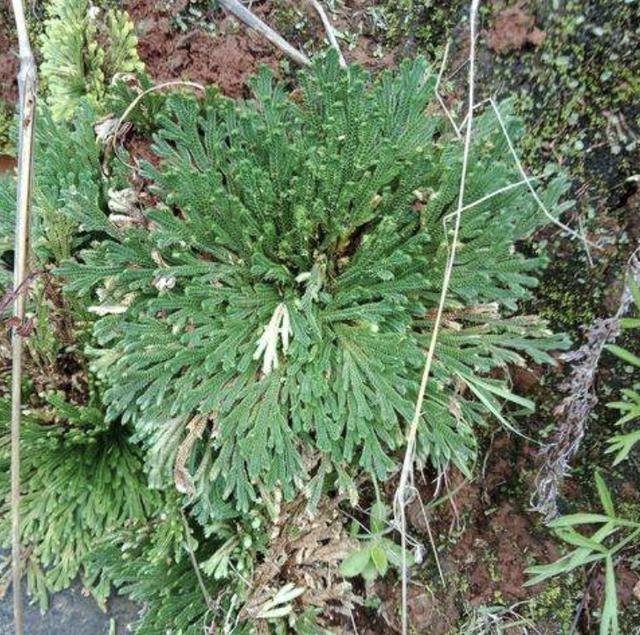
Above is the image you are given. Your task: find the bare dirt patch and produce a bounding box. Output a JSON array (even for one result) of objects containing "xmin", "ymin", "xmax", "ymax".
[
  {"xmin": 125, "ymin": 0, "xmax": 282, "ymax": 98},
  {"xmin": 486, "ymin": 5, "xmax": 545, "ymax": 53}
]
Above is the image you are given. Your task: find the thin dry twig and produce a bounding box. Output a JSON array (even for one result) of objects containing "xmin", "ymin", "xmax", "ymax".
[
  {"xmin": 568, "ymin": 562, "xmax": 599, "ymax": 635},
  {"xmin": 534, "ymin": 250, "xmax": 640, "ymax": 519},
  {"xmin": 489, "ymin": 97, "xmax": 600, "ymax": 250},
  {"xmin": 218, "ymin": 0, "xmax": 311, "ymax": 67},
  {"xmin": 306, "ymin": 0, "xmax": 346, "ymax": 68},
  {"xmin": 393, "ymin": 2, "xmax": 480, "ymax": 634},
  {"xmin": 0, "ymin": 269, "xmax": 43, "ymax": 316},
  {"xmin": 441, "ymin": 175, "xmax": 541, "ymax": 225},
  {"xmin": 179, "ymin": 509, "xmax": 217, "ymax": 615},
  {"xmin": 9, "ymin": 1, "xmax": 37, "ymax": 633},
  {"xmin": 414, "ymin": 491, "xmax": 445, "ymax": 586},
  {"xmin": 435, "ymin": 40, "xmax": 461, "ymax": 139},
  {"xmin": 110, "ymin": 80, "xmax": 206, "ymax": 169}
]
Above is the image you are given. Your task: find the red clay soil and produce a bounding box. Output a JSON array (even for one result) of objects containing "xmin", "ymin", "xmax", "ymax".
[
  {"xmin": 371, "ymin": 435, "xmax": 561, "ymax": 633},
  {"xmin": 371, "ymin": 431, "xmax": 638, "ymax": 634},
  {"xmin": 125, "ymin": 0, "xmax": 395, "ymax": 99},
  {"xmin": 485, "ymin": 5, "xmax": 546, "ymax": 53},
  {"xmin": 376, "ymin": 430, "xmax": 640, "ymax": 634},
  {"xmin": 125, "ymin": 0, "xmax": 282, "ymax": 98},
  {"xmin": 0, "ymin": 155, "xmax": 16, "ymax": 173},
  {"xmin": 0, "ymin": 0, "xmax": 394, "ymax": 110},
  {"xmin": 119, "ymin": 0, "xmax": 395, "ymax": 172}
]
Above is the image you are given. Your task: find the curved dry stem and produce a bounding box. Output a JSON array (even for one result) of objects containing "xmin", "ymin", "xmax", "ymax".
[
  {"xmin": 110, "ymin": 80, "xmax": 206, "ymax": 169},
  {"xmin": 218, "ymin": 0, "xmax": 311, "ymax": 67},
  {"xmin": 435, "ymin": 40, "xmax": 461, "ymax": 139},
  {"xmin": 393, "ymin": 2, "xmax": 481, "ymax": 634},
  {"xmin": 307, "ymin": 0, "xmax": 347, "ymax": 68},
  {"xmin": 488, "ymin": 97, "xmax": 601, "ymax": 251}
]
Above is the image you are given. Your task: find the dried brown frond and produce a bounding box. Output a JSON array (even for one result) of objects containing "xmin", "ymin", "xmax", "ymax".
[{"xmin": 240, "ymin": 494, "xmax": 359, "ymax": 625}]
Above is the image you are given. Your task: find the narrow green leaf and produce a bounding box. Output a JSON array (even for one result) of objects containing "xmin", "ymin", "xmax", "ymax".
[
  {"xmin": 548, "ymin": 513, "xmax": 611, "ymax": 528},
  {"xmin": 557, "ymin": 528, "xmax": 608, "ymax": 554},
  {"xmin": 594, "ymin": 472, "xmax": 615, "ymax": 517},
  {"xmin": 606, "ymin": 344, "xmax": 640, "ymax": 368},
  {"xmin": 620, "ymin": 317, "xmax": 640, "ymax": 329},
  {"xmin": 600, "ymin": 556, "xmax": 619, "ymax": 635},
  {"xmin": 526, "ymin": 552, "xmax": 604, "ymax": 587},
  {"xmin": 525, "ymin": 557, "xmax": 573, "ymax": 586},
  {"xmin": 628, "ymin": 277, "xmax": 640, "ymax": 312},
  {"xmin": 460, "ymin": 373, "xmax": 529, "ymax": 439}
]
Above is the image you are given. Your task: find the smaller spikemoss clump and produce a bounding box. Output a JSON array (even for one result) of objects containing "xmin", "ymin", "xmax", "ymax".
[
  {"xmin": 39, "ymin": 0, "xmax": 143, "ymax": 121},
  {"xmin": 0, "ymin": 394, "xmax": 161, "ymax": 609},
  {"xmin": 91, "ymin": 524, "xmax": 214, "ymax": 635}
]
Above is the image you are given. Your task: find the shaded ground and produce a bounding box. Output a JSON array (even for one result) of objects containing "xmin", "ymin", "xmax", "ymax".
[
  {"xmin": 0, "ymin": 582, "xmax": 138, "ymax": 635},
  {"xmin": 0, "ymin": 0, "xmax": 639, "ymax": 632}
]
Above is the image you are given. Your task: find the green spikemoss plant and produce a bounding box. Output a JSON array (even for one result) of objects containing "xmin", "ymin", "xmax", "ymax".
[
  {"xmin": 40, "ymin": 0, "xmax": 142, "ymax": 121},
  {"xmin": 0, "ymin": 101, "xmax": 158, "ymax": 610},
  {"xmin": 0, "ymin": 102, "xmax": 103, "ymax": 319},
  {"xmin": 60, "ymin": 52, "xmax": 570, "ymax": 518}
]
